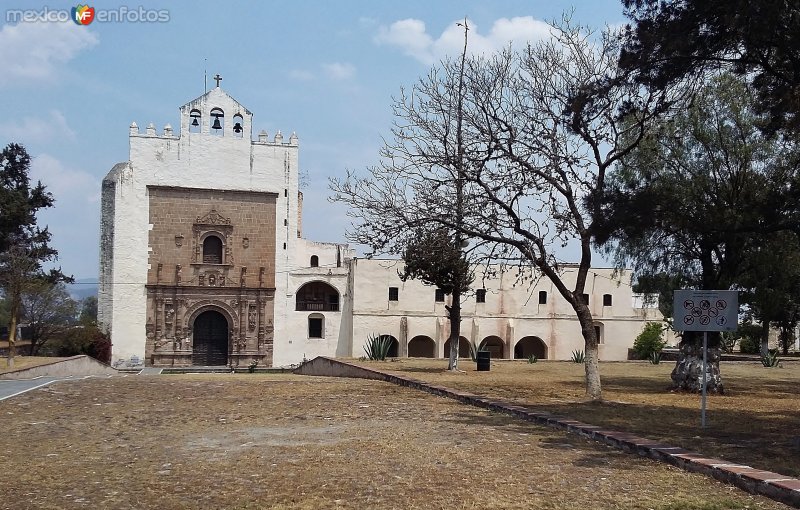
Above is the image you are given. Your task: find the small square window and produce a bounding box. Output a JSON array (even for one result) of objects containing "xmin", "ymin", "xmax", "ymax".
[
  {"xmin": 603, "ymin": 294, "xmax": 612, "ymax": 306},
  {"xmin": 476, "ymin": 289, "xmax": 486, "ymax": 303},
  {"xmin": 389, "ymin": 287, "xmax": 399, "ymax": 301},
  {"xmin": 309, "ymin": 318, "xmax": 323, "ymax": 338},
  {"xmin": 435, "ymin": 289, "xmax": 445, "ymax": 302},
  {"xmin": 538, "ymin": 290, "xmax": 547, "ymax": 305}
]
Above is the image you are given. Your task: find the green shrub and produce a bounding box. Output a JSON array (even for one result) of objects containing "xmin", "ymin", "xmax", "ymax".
[
  {"xmin": 739, "ymin": 336, "xmax": 761, "ymax": 354},
  {"xmin": 363, "ymin": 333, "xmax": 392, "ymax": 361},
  {"xmin": 51, "ymin": 325, "xmax": 111, "ymax": 364},
  {"xmin": 527, "ymin": 354, "xmax": 537, "ymax": 364},
  {"xmin": 570, "ymin": 349, "xmax": 585, "ymax": 363},
  {"xmin": 633, "ymin": 322, "xmax": 666, "ymax": 360}
]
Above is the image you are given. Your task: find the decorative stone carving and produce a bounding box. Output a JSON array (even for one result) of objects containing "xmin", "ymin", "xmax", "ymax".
[
  {"xmin": 248, "ymin": 304, "xmax": 256, "ymax": 331},
  {"xmin": 195, "ymin": 208, "xmax": 231, "ymax": 225},
  {"xmin": 208, "ymin": 273, "xmax": 216, "ymax": 287},
  {"xmin": 175, "ymin": 264, "xmax": 182, "ymax": 284},
  {"xmin": 175, "ymin": 234, "xmax": 184, "ymax": 247},
  {"xmin": 242, "ymin": 237, "xmax": 249, "ymax": 248},
  {"xmin": 198, "ymin": 274, "xmax": 205, "ymax": 286}
]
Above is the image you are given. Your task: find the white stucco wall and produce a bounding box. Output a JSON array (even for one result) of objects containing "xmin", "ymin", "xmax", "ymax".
[{"xmin": 345, "ymin": 259, "xmax": 661, "ymax": 361}]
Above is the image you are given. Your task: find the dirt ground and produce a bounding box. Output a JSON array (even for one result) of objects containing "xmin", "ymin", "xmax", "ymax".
[
  {"xmin": 0, "ymin": 374, "xmax": 791, "ymax": 509},
  {"xmin": 374, "ymin": 359, "xmax": 800, "ymax": 478},
  {"xmin": 0, "ymin": 355, "xmax": 66, "ymax": 374}
]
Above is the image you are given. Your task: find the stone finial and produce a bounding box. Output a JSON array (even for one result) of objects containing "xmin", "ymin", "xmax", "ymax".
[
  {"xmin": 164, "ymin": 124, "xmax": 173, "ymax": 137},
  {"xmin": 274, "ymin": 130, "xmax": 283, "ymax": 143},
  {"xmin": 258, "ymin": 130, "xmax": 268, "ymax": 143},
  {"xmin": 289, "ymin": 131, "xmax": 298, "ymax": 145},
  {"xmin": 146, "ymin": 122, "xmax": 156, "ymax": 136},
  {"xmin": 129, "ymin": 121, "xmax": 139, "ymax": 135}
]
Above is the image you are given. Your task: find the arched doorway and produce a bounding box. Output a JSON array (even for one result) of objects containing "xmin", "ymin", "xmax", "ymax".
[
  {"xmin": 192, "ymin": 310, "xmax": 229, "ymax": 366},
  {"xmin": 514, "ymin": 336, "xmax": 547, "ymax": 360},
  {"xmin": 408, "ymin": 335, "xmax": 435, "ymax": 358},
  {"xmin": 481, "ymin": 335, "xmax": 505, "ymax": 358},
  {"xmin": 443, "ymin": 336, "xmax": 470, "ymax": 358}
]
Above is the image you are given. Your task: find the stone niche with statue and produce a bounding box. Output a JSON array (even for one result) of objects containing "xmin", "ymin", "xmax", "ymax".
[{"xmin": 144, "ymin": 186, "xmax": 278, "ymax": 367}]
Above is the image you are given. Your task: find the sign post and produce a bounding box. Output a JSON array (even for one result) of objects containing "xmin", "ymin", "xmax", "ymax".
[{"xmin": 673, "ymin": 290, "xmax": 738, "ymax": 428}]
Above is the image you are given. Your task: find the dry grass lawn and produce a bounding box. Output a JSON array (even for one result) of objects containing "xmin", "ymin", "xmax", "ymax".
[
  {"xmin": 0, "ymin": 355, "xmax": 67, "ymax": 374},
  {"xmin": 0, "ymin": 374, "xmax": 791, "ymax": 509},
  {"xmin": 373, "ymin": 359, "xmax": 800, "ymax": 478}
]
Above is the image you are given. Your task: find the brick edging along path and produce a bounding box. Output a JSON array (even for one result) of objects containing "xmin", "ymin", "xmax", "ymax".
[{"xmin": 295, "ymin": 356, "xmax": 800, "ymax": 509}]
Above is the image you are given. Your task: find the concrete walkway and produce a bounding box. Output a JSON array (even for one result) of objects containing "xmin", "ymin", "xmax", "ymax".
[{"xmin": 0, "ymin": 375, "xmax": 101, "ymax": 401}]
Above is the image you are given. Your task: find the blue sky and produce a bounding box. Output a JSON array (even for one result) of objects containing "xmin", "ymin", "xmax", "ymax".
[{"xmin": 0, "ymin": 1, "xmax": 626, "ymax": 280}]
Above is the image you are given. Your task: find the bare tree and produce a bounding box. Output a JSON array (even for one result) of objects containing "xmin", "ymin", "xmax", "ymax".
[
  {"xmin": 20, "ymin": 281, "xmax": 78, "ymax": 355},
  {"xmin": 331, "ymin": 18, "xmax": 670, "ymax": 400}
]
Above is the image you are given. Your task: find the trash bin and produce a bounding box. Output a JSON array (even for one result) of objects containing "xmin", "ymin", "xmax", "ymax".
[{"xmin": 476, "ymin": 351, "xmax": 491, "ymax": 371}]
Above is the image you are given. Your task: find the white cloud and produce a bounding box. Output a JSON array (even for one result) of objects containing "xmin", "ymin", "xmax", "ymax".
[
  {"xmin": 323, "ymin": 62, "xmax": 356, "ymax": 81},
  {"xmin": 375, "ymin": 17, "xmax": 552, "ymax": 65},
  {"xmin": 30, "ymin": 154, "xmax": 99, "ymax": 204},
  {"xmin": 0, "ymin": 110, "xmax": 76, "ymax": 144},
  {"xmin": 0, "ymin": 21, "xmax": 98, "ymax": 86}
]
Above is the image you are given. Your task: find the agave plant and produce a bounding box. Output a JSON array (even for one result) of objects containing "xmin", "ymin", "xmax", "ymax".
[
  {"xmin": 648, "ymin": 351, "xmax": 662, "ymax": 365},
  {"xmin": 527, "ymin": 354, "xmax": 537, "ymax": 364},
  {"xmin": 468, "ymin": 339, "xmax": 489, "ymax": 361},
  {"xmin": 570, "ymin": 349, "xmax": 586, "ymax": 363},
  {"xmin": 363, "ymin": 333, "xmax": 393, "ymax": 361},
  {"xmin": 760, "ymin": 349, "xmax": 780, "ymax": 368}
]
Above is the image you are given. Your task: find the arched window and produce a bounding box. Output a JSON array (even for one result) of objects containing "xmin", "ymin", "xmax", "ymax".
[
  {"xmin": 603, "ymin": 294, "xmax": 613, "ymax": 306},
  {"xmin": 210, "ymin": 107, "xmax": 224, "ymax": 136},
  {"xmin": 296, "ymin": 281, "xmax": 340, "ymax": 311},
  {"xmin": 189, "ymin": 109, "xmax": 201, "ymax": 133},
  {"xmin": 310, "ymin": 255, "xmax": 319, "ymax": 267},
  {"xmin": 203, "ymin": 235, "xmax": 223, "ymax": 264},
  {"xmin": 232, "ymin": 113, "xmax": 244, "ymax": 138}
]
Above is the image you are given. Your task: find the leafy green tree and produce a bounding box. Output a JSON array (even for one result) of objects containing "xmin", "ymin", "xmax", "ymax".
[
  {"xmin": 400, "ymin": 227, "xmax": 474, "ymax": 370},
  {"xmin": 79, "ymin": 295, "xmax": 98, "ymax": 325},
  {"xmin": 0, "ymin": 143, "xmax": 71, "ymax": 367},
  {"xmin": 597, "ymin": 74, "xmax": 800, "ymax": 390},
  {"xmin": 619, "ymin": 0, "xmax": 800, "ymax": 134}
]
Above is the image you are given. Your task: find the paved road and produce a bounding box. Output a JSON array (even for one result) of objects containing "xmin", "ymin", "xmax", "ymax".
[{"xmin": 0, "ymin": 376, "xmax": 92, "ymax": 401}]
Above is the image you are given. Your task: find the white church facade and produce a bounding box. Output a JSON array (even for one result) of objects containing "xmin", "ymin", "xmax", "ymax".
[{"xmin": 98, "ymin": 84, "xmax": 660, "ymax": 367}]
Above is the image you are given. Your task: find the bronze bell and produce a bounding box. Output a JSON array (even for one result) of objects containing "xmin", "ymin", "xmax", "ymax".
[
  {"xmin": 211, "ymin": 116, "xmax": 222, "ymax": 130},
  {"xmin": 233, "ymin": 122, "xmax": 242, "ymax": 134},
  {"xmin": 191, "ymin": 117, "xmax": 199, "ymax": 127}
]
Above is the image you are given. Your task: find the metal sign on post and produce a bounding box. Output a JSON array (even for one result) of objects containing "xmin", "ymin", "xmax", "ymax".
[{"xmin": 673, "ymin": 290, "xmax": 739, "ymax": 428}]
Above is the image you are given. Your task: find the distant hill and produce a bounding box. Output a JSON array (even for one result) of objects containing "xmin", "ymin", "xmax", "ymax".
[{"xmin": 68, "ymin": 278, "xmax": 98, "ymax": 300}]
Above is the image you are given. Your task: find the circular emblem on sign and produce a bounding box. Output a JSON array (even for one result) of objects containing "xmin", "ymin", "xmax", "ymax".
[
  {"xmin": 692, "ymin": 307, "xmax": 702, "ymax": 317},
  {"xmin": 683, "ymin": 316, "xmax": 694, "ymax": 325},
  {"xmin": 683, "ymin": 300, "xmax": 694, "ymax": 310},
  {"xmin": 700, "ymin": 315, "xmax": 710, "ymax": 325},
  {"xmin": 700, "ymin": 299, "xmax": 711, "ymax": 310}
]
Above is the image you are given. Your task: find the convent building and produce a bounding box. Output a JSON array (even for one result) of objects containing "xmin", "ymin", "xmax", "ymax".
[{"xmin": 98, "ymin": 84, "xmax": 660, "ymax": 367}]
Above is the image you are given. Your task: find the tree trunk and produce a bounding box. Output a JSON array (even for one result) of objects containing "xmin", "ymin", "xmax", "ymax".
[
  {"xmin": 7, "ymin": 310, "xmax": 17, "ymax": 369},
  {"xmin": 760, "ymin": 320, "xmax": 770, "ymax": 357},
  {"xmin": 671, "ymin": 331, "xmax": 724, "ymax": 393},
  {"xmin": 575, "ymin": 303, "xmax": 601, "ymax": 400},
  {"xmin": 447, "ymin": 288, "xmax": 461, "ymax": 371}
]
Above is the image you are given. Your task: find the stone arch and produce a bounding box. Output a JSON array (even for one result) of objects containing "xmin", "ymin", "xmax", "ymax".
[
  {"xmin": 443, "ymin": 336, "xmax": 470, "ymax": 358},
  {"xmin": 210, "ymin": 107, "xmax": 224, "ymax": 135},
  {"xmin": 232, "ymin": 113, "xmax": 244, "ymax": 137},
  {"xmin": 515, "ymin": 336, "xmax": 547, "ymax": 360},
  {"xmin": 185, "ymin": 304, "xmax": 236, "ymax": 366},
  {"xmin": 408, "ymin": 335, "xmax": 435, "ymax": 358},
  {"xmin": 481, "ymin": 335, "xmax": 505, "ymax": 358},
  {"xmin": 189, "ymin": 109, "xmax": 201, "ymax": 133},
  {"xmin": 295, "ymin": 280, "xmax": 340, "ymax": 311},
  {"xmin": 379, "ymin": 334, "xmax": 399, "ymax": 358}
]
